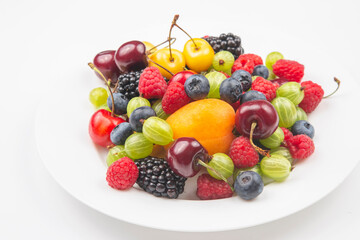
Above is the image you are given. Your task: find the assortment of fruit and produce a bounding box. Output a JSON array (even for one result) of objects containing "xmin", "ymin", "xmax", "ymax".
[{"xmin": 87, "ymin": 15, "xmax": 340, "ymax": 201}]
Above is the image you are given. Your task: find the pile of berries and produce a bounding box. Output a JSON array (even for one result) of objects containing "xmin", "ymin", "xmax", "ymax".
[{"xmin": 88, "ymin": 15, "xmax": 340, "ymax": 201}]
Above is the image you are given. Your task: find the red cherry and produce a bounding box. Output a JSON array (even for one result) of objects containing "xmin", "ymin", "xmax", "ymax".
[
  {"xmin": 93, "ymin": 50, "xmax": 121, "ymax": 84},
  {"xmin": 230, "ymin": 100, "xmax": 241, "ymax": 111},
  {"xmin": 235, "ymin": 100, "xmax": 278, "ymax": 139},
  {"xmin": 219, "ymin": 71, "xmax": 230, "ymax": 78},
  {"xmin": 89, "ymin": 109, "xmax": 126, "ymax": 147},
  {"xmin": 115, "ymin": 40, "xmax": 148, "ymax": 72},
  {"xmin": 271, "ymin": 77, "xmax": 288, "ymax": 87},
  {"xmin": 167, "ymin": 137, "xmax": 209, "ymax": 178},
  {"xmin": 167, "ymin": 70, "xmax": 196, "ymax": 86}
]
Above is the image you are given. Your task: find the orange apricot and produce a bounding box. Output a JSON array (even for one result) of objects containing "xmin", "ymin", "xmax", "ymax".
[{"xmin": 166, "ymin": 99, "xmax": 235, "ymax": 155}]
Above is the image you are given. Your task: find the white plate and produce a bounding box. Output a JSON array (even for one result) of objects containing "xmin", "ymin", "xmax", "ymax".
[{"xmin": 35, "ymin": 25, "xmax": 360, "ymax": 232}]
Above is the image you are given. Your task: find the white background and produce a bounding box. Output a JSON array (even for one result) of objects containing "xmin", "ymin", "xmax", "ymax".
[{"xmin": 1, "ymin": 0, "xmax": 360, "ymax": 239}]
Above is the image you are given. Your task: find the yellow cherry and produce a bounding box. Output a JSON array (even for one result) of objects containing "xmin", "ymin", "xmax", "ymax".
[
  {"xmin": 183, "ymin": 38, "xmax": 214, "ymax": 73},
  {"xmin": 149, "ymin": 48, "xmax": 186, "ymax": 79},
  {"xmin": 142, "ymin": 41, "xmax": 157, "ymax": 57}
]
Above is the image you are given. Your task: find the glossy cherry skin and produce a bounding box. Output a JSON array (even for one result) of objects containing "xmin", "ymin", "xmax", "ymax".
[
  {"xmin": 183, "ymin": 38, "xmax": 214, "ymax": 73},
  {"xmin": 235, "ymin": 100, "xmax": 279, "ymax": 139},
  {"xmin": 93, "ymin": 50, "xmax": 121, "ymax": 84},
  {"xmin": 167, "ymin": 137, "xmax": 209, "ymax": 178},
  {"xmin": 89, "ymin": 109, "xmax": 126, "ymax": 147},
  {"xmin": 167, "ymin": 70, "xmax": 196, "ymax": 86},
  {"xmin": 272, "ymin": 77, "xmax": 288, "ymax": 87},
  {"xmin": 149, "ymin": 48, "xmax": 186, "ymax": 79},
  {"xmin": 115, "ymin": 40, "xmax": 148, "ymax": 72}
]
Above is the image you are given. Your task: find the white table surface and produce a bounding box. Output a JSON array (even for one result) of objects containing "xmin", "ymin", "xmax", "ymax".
[{"xmin": 1, "ymin": 0, "xmax": 360, "ymax": 239}]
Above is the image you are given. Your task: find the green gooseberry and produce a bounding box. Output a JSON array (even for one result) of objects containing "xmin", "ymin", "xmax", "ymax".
[
  {"xmin": 260, "ymin": 127, "xmax": 284, "ymax": 149},
  {"xmin": 271, "ymin": 97, "xmax": 297, "ymax": 128},
  {"xmin": 276, "ymin": 82, "xmax": 304, "ymax": 105},
  {"xmin": 143, "ymin": 117, "xmax": 173, "ymax": 146},
  {"xmin": 207, "ymin": 153, "xmax": 234, "ymax": 180}
]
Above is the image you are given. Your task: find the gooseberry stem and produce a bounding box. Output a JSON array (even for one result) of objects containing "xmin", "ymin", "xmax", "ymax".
[
  {"xmin": 197, "ymin": 159, "xmax": 234, "ymax": 191},
  {"xmin": 323, "ymin": 77, "xmax": 341, "ymax": 99},
  {"xmin": 88, "ymin": 62, "xmax": 115, "ymax": 117},
  {"xmin": 249, "ymin": 122, "xmax": 271, "ymax": 157}
]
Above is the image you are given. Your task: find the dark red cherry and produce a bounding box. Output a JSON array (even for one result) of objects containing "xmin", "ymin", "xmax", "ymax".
[
  {"xmin": 114, "ymin": 40, "xmax": 148, "ymax": 72},
  {"xmin": 93, "ymin": 50, "xmax": 121, "ymax": 84},
  {"xmin": 167, "ymin": 137, "xmax": 209, "ymax": 178},
  {"xmin": 235, "ymin": 100, "xmax": 279, "ymax": 139}
]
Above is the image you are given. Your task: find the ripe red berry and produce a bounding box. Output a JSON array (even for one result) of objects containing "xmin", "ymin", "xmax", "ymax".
[
  {"xmin": 231, "ymin": 57, "xmax": 255, "ymax": 74},
  {"xmin": 281, "ymin": 127, "xmax": 293, "ymax": 144},
  {"xmin": 229, "ymin": 136, "xmax": 259, "ymax": 168},
  {"xmin": 106, "ymin": 157, "xmax": 139, "ymax": 190},
  {"xmin": 251, "ymin": 77, "xmax": 277, "ymax": 101},
  {"xmin": 162, "ymin": 82, "xmax": 191, "ymax": 114},
  {"xmin": 272, "ymin": 59, "xmax": 304, "ymax": 83},
  {"xmin": 196, "ymin": 174, "xmax": 233, "ymax": 200},
  {"xmin": 138, "ymin": 67, "xmax": 167, "ymax": 99},
  {"xmin": 237, "ymin": 53, "xmax": 263, "ymax": 66},
  {"xmin": 286, "ymin": 134, "xmax": 315, "ymax": 160},
  {"xmin": 298, "ymin": 81, "xmax": 324, "ymax": 113}
]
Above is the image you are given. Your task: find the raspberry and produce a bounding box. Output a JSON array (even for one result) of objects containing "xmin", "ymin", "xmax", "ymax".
[
  {"xmin": 106, "ymin": 157, "xmax": 139, "ymax": 190},
  {"xmin": 281, "ymin": 127, "xmax": 293, "ymax": 142},
  {"xmin": 229, "ymin": 136, "xmax": 259, "ymax": 168},
  {"xmin": 196, "ymin": 174, "xmax": 233, "ymax": 200},
  {"xmin": 162, "ymin": 82, "xmax": 191, "ymax": 114},
  {"xmin": 272, "ymin": 59, "xmax": 304, "ymax": 83},
  {"xmin": 231, "ymin": 57, "xmax": 255, "ymax": 74},
  {"xmin": 251, "ymin": 77, "xmax": 277, "ymax": 101},
  {"xmin": 298, "ymin": 81, "xmax": 324, "ymax": 113},
  {"xmin": 286, "ymin": 134, "xmax": 315, "ymax": 160},
  {"xmin": 138, "ymin": 67, "xmax": 167, "ymax": 99},
  {"xmin": 237, "ymin": 53, "xmax": 263, "ymax": 66}
]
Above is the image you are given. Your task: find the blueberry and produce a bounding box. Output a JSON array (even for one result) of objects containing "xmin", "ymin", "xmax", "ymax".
[
  {"xmin": 219, "ymin": 77, "xmax": 243, "ymax": 104},
  {"xmin": 240, "ymin": 90, "xmax": 267, "ymax": 105},
  {"xmin": 291, "ymin": 120, "xmax": 315, "ymax": 139},
  {"xmin": 234, "ymin": 171, "xmax": 264, "ymax": 200},
  {"xmin": 252, "ymin": 65, "xmax": 269, "ymax": 79},
  {"xmin": 231, "ymin": 70, "xmax": 252, "ymax": 91},
  {"xmin": 184, "ymin": 74, "xmax": 210, "ymax": 100},
  {"xmin": 110, "ymin": 122, "xmax": 133, "ymax": 145},
  {"xmin": 129, "ymin": 106, "xmax": 156, "ymax": 132},
  {"xmin": 107, "ymin": 93, "xmax": 129, "ymax": 115}
]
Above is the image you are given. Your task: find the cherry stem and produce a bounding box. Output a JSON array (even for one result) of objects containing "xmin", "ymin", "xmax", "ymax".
[
  {"xmin": 167, "ymin": 15, "xmax": 179, "ymax": 62},
  {"xmin": 146, "ymin": 38, "xmax": 177, "ymax": 55},
  {"xmin": 197, "ymin": 159, "xmax": 234, "ymax": 191},
  {"xmin": 169, "ymin": 14, "xmax": 198, "ymax": 51},
  {"xmin": 249, "ymin": 122, "xmax": 271, "ymax": 157},
  {"xmin": 88, "ymin": 63, "xmax": 115, "ymax": 117},
  {"xmin": 174, "ymin": 23, "xmax": 199, "ymax": 50},
  {"xmin": 146, "ymin": 57, "xmax": 174, "ymax": 76},
  {"xmin": 323, "ymin": 77, "xmax": 341, "ymax": 99},
  {"xmin": 113, "ymin": 80, "xmax": 119, "ymax": 93}
]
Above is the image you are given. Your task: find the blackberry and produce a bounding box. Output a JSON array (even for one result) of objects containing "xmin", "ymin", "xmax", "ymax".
[
  {"xmin": 204, "ymin": 33, "xmax": 244, "ymax": 59},
  {"xmin": 116, "ymin": 71, "xmax": 142, "ymax": 100},
  {"xmin": 135, "ymin": 156, "xmax": 187, "ymax": 199}
]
